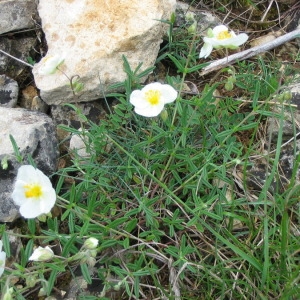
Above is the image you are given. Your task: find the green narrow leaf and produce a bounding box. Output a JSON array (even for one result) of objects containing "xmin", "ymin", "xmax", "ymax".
[
  {"xmin": 125, "ymin": 218, "xmax": 138, "ymax": 233},
  {"xmin": 47, "ymin": 269, "xmax": 59, "ymax": 295},
  {"xmin": 252, "ymin": 80, "xmax": 260, "ymax": 108},
  {"xmin": 22, "ymin": 239, "xmax": 34, "ymax": 267},
  {"xmin": 99, "ymin": 239, "xmax": 119, "ymax": 250},
  {"xmin": 61, "ymin": 234, "xmax": 77, "ymax": 257},
  {"xmin": 27, "ymin": 219, "xmax": 36, "ymax": 235},
  {"xmin": 79, "ymin": 219, "xmax": 91, "ymax": 237},
  {"xmin": 68, "ymin": 211, "xmax": 75, "ymax": 234},
  {"xmin": 203, "ymin": 221, "xmax": 262, "ymax": 272},
  {"xmin": 9, "ymin": 134, "xmax": 23, "ymax": 162},
  {"xmin": 44, "ymin": 263, "xmax": 66, "ymax": 272},
  {"xmin": 108, "ymin": 217, "xmax": 128, "ymax": 229},
  {"xmin": 81, "ymin": 263, "xmax": 92, "ymax": 284},
  {"xmin": 167, "ymin": 54, "xmax": 184, "ymax": 72},
  {"xmin": 2, "ymin": 231, "xmax": 11, "ymax": 257},
  {"xmin": 134, "ymin": 276, "xmax": 140, "ymax": 299},
  {"xmin": 186, "ymin": 62, "xmax": 209, "ymax": 73}
]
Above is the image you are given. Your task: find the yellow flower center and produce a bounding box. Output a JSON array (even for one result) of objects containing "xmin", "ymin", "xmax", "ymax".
[
  {"xmin": 24, "ymin": 184, "xmax": 43, "ymax": 198},
  {"xmin": 217, "ymin": 30, "xmax": 232, "ymax": 40},
  {"xmin": 145, "ymin": 90, "xmax": 161, "ymax": 105}
]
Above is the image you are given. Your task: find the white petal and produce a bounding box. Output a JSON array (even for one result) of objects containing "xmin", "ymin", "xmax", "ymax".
[
  {"xmin": 160, "ymin": 85, "xmax": 178, "ymax": 104},
  {"xmin": 134, "ymin": 102, "xmax": 164, "ymax": 117},
  {"xmin": 205, "ymin": 37, "xmax": 226, "ymax": 47},
  {"xmin": 129, "ymin": 90, "xmax": 148, "ymax": 108},
  {"xmin": 19, "ymin": 199, "xmax": 44, "ymax": 218},
  {"xmin": 12, "ymin": 186, "xmax": 26, "ymax": 206},
  {"xmin": 16, "ymin": 165, "xmax": 36, "ymax": 181},
  {"xmin": 231, "ymin": 33, "xmax": 249, "ymax": 46},
  {"xmin": 38, "ymin": 189, "xmax": 57, "ymax": 214},
  {"xmin": 142, "ymin": 82, "xmax": 163, "ymax": 93},
  {"xmin": 29, "ymin": 246, "xmax": 54, "ymax": 261},
  {"xmin": 212, "ymin": 25, "xmax": 229, "ymax": 36},
  {"xmin": 199, "ymin": 42, "xmax": 213, "ymax": 58},
  {"xmin": 0, "ymin": 250, "xmax": 6, "ymax": 277},
  {"xmin": 39, "ymin": 55, "xmax": 65, "ymax": 75}
]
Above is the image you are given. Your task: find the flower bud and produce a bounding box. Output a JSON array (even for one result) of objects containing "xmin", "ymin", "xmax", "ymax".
[
  {"xmin": 160, "ymin": 109, "xmax": 168, "ymax": 122},
  {"xmin": 39, "ymin": 55, "xmax": 65, "ymax": 75},
  {"xmin": 283, "ymin": 91, "xmax": 292, "ymax": 101},
  {"xmin": 29, "ymin": 246, "xmax": 54, "ymax": 262},
  {"xmin": 89, "ymin": 249, "xmax": 97, "ymax": 258},
  {"xmin": 225, "ymin": 81, "xmax": 234, "ymax": 91},
  {"xmin": 83, "ymin": 237, "xmax": 99, "ymax": 250},
  {"xmin": 86, "ymin": 257, "xmax": 96, "ymax": 268},
  {"xmin": 69, "ymin": 252, "xmax": 86, "ymax": 262},
  {"xmin": 38, "ymin": 288, "xmax": 46, "ymax": 297},
  {"xmin": 188, "ymin": 22, "xmax": 197, "ymax": 35},
  {"xmin": 170, "ymin": 12, "xmax": 176, "ymax": 24},
  {"xmin": 26, "ymin": 274, "xmax": 37, "ymax": 288},
  {"xmin": 2, "ymin": 287, "xmax": 14, "ymax": 300},
  {"xmin": 185, "ymin": 12, "xmax": 195, "ymax": 22}
]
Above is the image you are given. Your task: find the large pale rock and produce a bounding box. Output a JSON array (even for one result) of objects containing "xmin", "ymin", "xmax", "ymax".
[
  {"xmin": 0, "ymin": 0, "xmax": 38, "ymax": 34},
  {"xmin": 33, "ymin": 0, "xmax": 176, "ymax": 105},
  {"xmin": 0, "ymin": 107, "xmax": 58, "ymax": 222}
]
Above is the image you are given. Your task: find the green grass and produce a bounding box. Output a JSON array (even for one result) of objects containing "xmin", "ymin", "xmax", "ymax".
[{"xmin": 1, "ymin": 4, "xmax": 300, "ymax": 299}]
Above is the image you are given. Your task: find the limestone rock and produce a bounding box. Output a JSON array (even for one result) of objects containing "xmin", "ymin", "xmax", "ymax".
[
  {"xmin": 32, "ymin": 0, "xmax": 176, "ymax": 105},
  {"xmin": 0, "ymin": 0, "xmax": 38, "ymax": 35},
  {"xmin": 0, "ymin": 107, "xmax": 58, "ymax": 222},
  {"xmin": 0, "ymin": 75, "xmax": 18, "ymax": 108}
]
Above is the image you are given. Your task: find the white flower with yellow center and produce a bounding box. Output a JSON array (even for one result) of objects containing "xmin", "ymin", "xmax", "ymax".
[
  {"xmin": 38, "ymin": 54, "xmax": 65, "ymax": 75},
  {"xmin": 199, "ymin": 25, "xmax": 248, "ymax": 58},
  {"xmin": 12, "ymin": 165, "xmax": 56, "ymax": 219},
  {"xmin": 0, "ymin": 241, "xmax": 6, "ymax": 277},
  {"xmin": 130, "ymin": 82, "xmax": 178, "ymax": 117},
  {"xmin": 29, "ymin": 246, "xmax": 54, "ymax": 261}
]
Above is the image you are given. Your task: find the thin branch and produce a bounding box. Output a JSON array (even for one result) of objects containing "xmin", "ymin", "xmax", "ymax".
[
  {"xmin": 0, "ymin": 49, "xmax": 33, "ymax": 68},
  {"xmin": 200, "ymin": 27, "xmax": 300, "ymax": 76}
]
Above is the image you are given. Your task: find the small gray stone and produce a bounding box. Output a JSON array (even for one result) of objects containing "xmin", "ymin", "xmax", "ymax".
[
  {"xmin": 0, "ymin": 0, "xmax": 38, "ymax": 35},
  {"xmin": 175, "ymin": 1, "xmax": 220, "ymax": 35},
  {"xmin": 0, "ymin": 75, "xmax": 19, "ymax": 107},
  {"xmin": 51, "ymin": 100, "xmax": 107, "ymax": 129},
  {"xmin": 0, "ymin": 36, "xmax": 37, "ymax": 79}
]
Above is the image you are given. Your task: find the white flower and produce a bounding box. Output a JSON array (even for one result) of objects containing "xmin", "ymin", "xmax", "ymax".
[
  {"xmin": 0, "ymin": 241, "xmax": 6, "ymax": 277},
  {"xmin": 39, "ymin": 54, "xmax": 65, "ymax": 75},
  {"xmin": 83, "ymin": 237, "xmax": 99, "ymax": 250},
  {"xmin": 199, "ymin": 25, "xmax": 248, "ymax": 58},
  {"xmin": 12, "ymin": 165, "xmax": 56, "ymax": 219},
  {"xmin": 130, "ymin": 82, "xmax": 178, "ymax": 117},
  {"xmin": 29, "ymin": 246, "xmax": 54, "ymax": 261}
]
